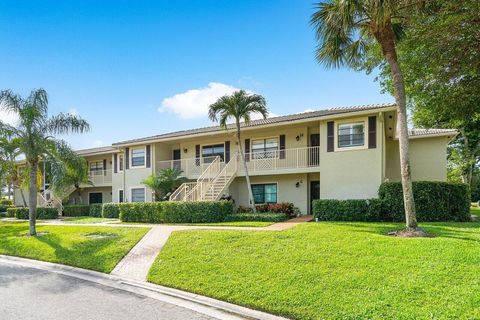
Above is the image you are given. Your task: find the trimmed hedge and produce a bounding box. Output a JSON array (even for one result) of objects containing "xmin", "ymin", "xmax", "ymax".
[
  {"xmin": 8, "ymin": 207, "xmax": 58, "ymax": 219},
  {"xmin": 89, "ymin": 204, "xmax": 103, "ymax": 217},
  {"xmin": 102, "ymin": 203, "xmax": 121, "ymax": 218},
  {"xmin": 379, "ymin": 181, "xmax": 470, "ymax": 222},
  {"xmin": 236, "ymin": 202, "xmax": 296, "ymax": 217},
  {"xmin": 119, "ymin": 201, "xmax": 233, "ymax": 223},
  {"xmin": 224, "ymin": 213, "xmax": 289, "ymax": 222},
  {"xmin": 0, "ymin": 204, "xmax": 10, "ymax": 213},
  {"xmin": 63, "ymin": 205, "xmax": 90, "ymax": 217},
  {"xmin": 0, "ymin": 199, "xmax": 13, "ymax": 206},
  {"xmin": 313, "ymin": 181, "xmax": 470, "ymax": 222}
]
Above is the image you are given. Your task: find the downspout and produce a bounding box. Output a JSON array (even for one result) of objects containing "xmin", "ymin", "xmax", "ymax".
[
  {"xmin": 379, "ymin": 112, "xmax": 386, "ymax": 182},
  {"xmin": 123, "ymin": 148, "xmax": 126, "ymax": 202}
]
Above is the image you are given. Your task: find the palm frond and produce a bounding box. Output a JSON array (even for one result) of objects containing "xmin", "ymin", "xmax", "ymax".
[{"xmin": 44, "ymin": 113, "xmax": 90, "ymax": 135}]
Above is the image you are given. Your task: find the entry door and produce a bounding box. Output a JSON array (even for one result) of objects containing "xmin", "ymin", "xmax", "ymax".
[
  {"xmin": 172, "ymin": 149, "xmax": 181, "ymax": 171},
  {"xmin": 309, "ymin": 134, "xmax": 320, "ymax": 166},
  {"xmin": 310, "ymin": 181, "xmax": 320, "ymax": 214},
  {"xmin": 89, "ymin": 192, "xmax": 103, "ymax": 204}
]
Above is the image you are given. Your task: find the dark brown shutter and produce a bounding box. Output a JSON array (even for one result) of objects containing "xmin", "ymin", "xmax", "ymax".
[
  {"xmin": 368, "ymin": 116, "xmax": 377, "ymax": 149},
  {"xmin": 103, "ymin": 159, "xmax": 107, "ymax": 175},
  {"xmin": 327, "ymin": 121, "xmax": 334, "ymax": 152},
  {"xmin": 125, "ymin": 148, "xmax": 130, "ymax": 169},
  {"xmin": 279, "ymin": 135, "xmax": 286, "ymax": 159},
  {"xmin": 195, "ymin": 144, "xmax": 200, "ymax": 166},
  {"xmin": 225, "ymin": 141, "xmax": 230, "ymax": 162},
  {"xmin": 113, "ymin": 154, "xmax": 118, "ymax": 173},
  {"xmin": 244, "ymin": 139, "xmax": 250, "ymax": 162},
  {"xmin": 146, "ymin": 145, "xmax": 151, "ymax": 168}
]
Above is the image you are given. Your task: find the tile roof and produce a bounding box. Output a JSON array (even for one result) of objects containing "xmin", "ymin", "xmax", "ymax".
[
  {"xmin": 408, "ymin": 128, "xmax": 458, "ymax": 137},
  {"xmin": 75, "ymin": 146, "xmax": 117, "ymax": 156},
  {"xmin": 113, "ymin": 103, "xmax": 396, "ymax": 146}
]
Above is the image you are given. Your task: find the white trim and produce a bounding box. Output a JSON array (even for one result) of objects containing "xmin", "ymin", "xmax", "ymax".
[
  {"xmin": 250, "ymin": 136, "xmax": 280, "ymax": 160},
  {"xmin": 251, "ymin": 182, "xmax": 279, "ymax": 204},
  {"xmin": 200, "ymin": 142, "xmax": 226, "ymax": 163},
  {"xmin": 334, "ymin": 117, "xmax": 368, "ymax": 152},
  {"xmin": 129, "ymin": 186, "xmax": 146, "ymax": 203},
  {"xmin": 117, "ymin": 154, "xmax": 124, "ymax": 173},
  {"xmin": 130, "ymin": 146, "xmax": 147, "ymax": 169},
  {"xmin": 87, "ymin": 191, "xmax": 103, "ymax": 205}
]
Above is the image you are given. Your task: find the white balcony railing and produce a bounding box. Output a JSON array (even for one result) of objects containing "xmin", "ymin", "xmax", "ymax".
[
  {"xmin": 156, "ymin": 156, "xmax": 223, "ymax": 178},
  {"xmin": 88, "ymin": 169, "xmax": 112, "ymax": 186}
]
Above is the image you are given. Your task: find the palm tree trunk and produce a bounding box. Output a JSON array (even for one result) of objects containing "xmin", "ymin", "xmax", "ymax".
[
  {"xmin": 28, "ymin": 160, "xmax": 38, "ymax": 236},
  {"xmin": 375, "ymin": 24, "xmax": 417, "ymax": 230},
  {"xmin": 236, "ymin": 122, "xmax": 256, "ymax": 213}
]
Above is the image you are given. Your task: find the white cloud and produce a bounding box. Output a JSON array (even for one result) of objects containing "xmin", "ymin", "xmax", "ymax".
[
  {"xmin": 159, "ymin": 82, "xmax": 241, "ymax": 119},
  {"xmin": 68, "ymin": 108, "xmax": 79, "ymax": 116},
  {"xmin": 296, "ymin": 109, "xmax": 315, "ymax": 114},
  {"xmin": 0, "ymin": 103, "xmax": 19, "ymax": 125},
  {"xmin": 93, "ymin": 140, "xmax": 103, "ymax": 147}
]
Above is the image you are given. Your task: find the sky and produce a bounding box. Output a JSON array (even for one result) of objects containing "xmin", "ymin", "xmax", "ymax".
[{"xmin": 0, "ymin": 0, "xmax": 393, "ymax": 150}]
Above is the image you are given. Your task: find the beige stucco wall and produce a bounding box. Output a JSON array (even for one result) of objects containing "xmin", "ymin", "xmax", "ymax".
[
  {"xmin": 319, "ymin": 115, "xmax": 384, "ymax": 199},
  {"xmin": 13, "ymin": 188, "xmax": 29, "ymax": 207},
  {"xmin": 385, "ymin": 137, "xmax": 448, "ymax": 182},
  {"xmin": 229, "ymin": 174, "xmax": 309, "ymax": 214},
  {"xmin": 67, "ymin": 186, "xmax": 112, "ymax": 204}
]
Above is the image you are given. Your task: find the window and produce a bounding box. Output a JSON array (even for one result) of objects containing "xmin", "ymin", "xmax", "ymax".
[
  {"xmin": 338, "ymin": 122, "xmax": 365, "ymax": 148},
  {"xmin": 202, "ymin": 144, "xmax": 224, "ymax": 162},
  {"xmin": 252, "ymin": 184, "xmax": 277, "ymax": 204},
  {"xmin": 118, "ymin": 154, "xmax": 124, "ymax": 172},
  {"xmin": 118, "ymin": 189, "xmax": 124, "ymax": 203},
  {"xmin": 131, "ymin": 188, "xmax": 145, "ymax": 202},
  {"xmin": 131, "ymin": 147, "xmax": 145, "ymax": 167},
  {"xmin": 251, "ymin": 138, "xmax": 278, "ymax": 159},
  {"xmin": 89, "ymin": 161, "xmax": 104, "ymax": 175}
]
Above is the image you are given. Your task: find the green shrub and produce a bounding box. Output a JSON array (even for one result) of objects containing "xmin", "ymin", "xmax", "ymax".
[
  {"xmin": 379, "ymin": 181, "xmax": 470, "ymax": 222},
  {"xmin": 89, "ymin": 204, "xmax": 103, "ymax": 217},
  {"xmin": 0, "ymin": 199, "xmax": 13, "ymax": 206},
  {"xmin": 313, "ymin": 199, "xmax": 384, "ymax": 222},
  {"xmin": 63, "ymin": 204, "xmax": 90, "ymax": 217},
  {"xmin": 0, "ymin": 204, "xmax": 9, "ymax": 213},
  {"xmin": 224, "ymin": 213, "xmax": 289, "ymax": 222},
  {"xmin": 119, "ymin": 201, "xmax": 233, "ymax": 223},
  {"xmin": 8, "ymin": 207, "xmax": 57, "ymax": 219},
  {"xmin": 102, "ymin": 203, "xmax": 121, "ymax": 218}
]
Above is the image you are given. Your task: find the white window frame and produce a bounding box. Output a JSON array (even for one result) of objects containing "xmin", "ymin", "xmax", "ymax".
[
  {"xmin": 130, "ymin": 187, "xmax": 146, "ymax": 203},
  {"xmin": 130, "ymin": 146, "xmax": 146, "ymax": 168},
  {"xmin": 87, "ymin": 191, "xmax": 103, "ymax": 205},
  {"xmin": 200, "ymin": 142, "xmax": 225, "ymax": 163},
  {"xmin": 118, "ymin": 154, "xmax": 124, "ymax": 172},
  {"xmin": 251, "ymin": 182, "xmax": 278, "ymax": 204},
  {"xmin": 250, "ymin": 136, "xmax": 279, "ymax": 160},
  {"xmin": 334, "ymin": 118, "xmax": 368, "ymax": 152},
  {"xmin": 89, "ymin": 160, "xmax": 104, "ymax": 176}
]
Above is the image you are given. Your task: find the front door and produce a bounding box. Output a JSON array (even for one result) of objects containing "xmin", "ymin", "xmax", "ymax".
[
  {"xmin": 172, "ymin": 149, "xmax": 181, "ymax": 171},
  {"xmin": 89, "ymin": 192, "xmax": 103, "ymax": 204},
  {"xmin": 310, "ymin": 181, "xmax": 320, "ymax": 214},
  {"xmin": 309, "ymin": 134, "xmax": 320, "ymax": 166}
]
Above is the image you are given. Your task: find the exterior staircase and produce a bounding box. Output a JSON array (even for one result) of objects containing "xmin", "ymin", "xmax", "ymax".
[
  {"xmin": 170, "ymin": 153, "xmax": 238, "ymax": 201},
  {"xmin": 37, "ymin": 189, "xmax": 64, "ymax": 216}
]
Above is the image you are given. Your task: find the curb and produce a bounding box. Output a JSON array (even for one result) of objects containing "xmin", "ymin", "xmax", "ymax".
[{"xmin": 0, "ymin": 255, "xmax": 289, "ymax": 320}]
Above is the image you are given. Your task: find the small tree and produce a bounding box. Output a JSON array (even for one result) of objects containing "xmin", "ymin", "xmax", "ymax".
[
  {"xmin": 208, "ymin": 90, "xmax": 268, "ymax": 212},
  {"xmin": 142, "ymin": 168, "xmax": 187, "ymax": 201},
  {"xmin": 0, "ymin": 89, "xmax": 89, "ymax": 235}
]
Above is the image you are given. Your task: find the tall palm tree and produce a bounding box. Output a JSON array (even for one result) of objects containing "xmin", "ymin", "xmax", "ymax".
[
  {"xmin": 0, "ymin": 89, "xmax": 89, "ymax": 235},
  {"xmin": 208, "ymin": 90, "xmax": 268, "ymax": 212},
  {"xmin": 311, "ymin": 0, "xmax": 423, "ymax": 231},
  {"xmin": 142, "ymin": 168, "xmax": 187, "ymax": 201}
]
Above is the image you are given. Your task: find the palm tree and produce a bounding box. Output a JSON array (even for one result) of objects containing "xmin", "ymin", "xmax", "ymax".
[
  {"xmin": 208, "ymin": 90, "xmax": 268, "ymax": 212},
  {"xmin": 0, "ymin": 89, "xmax": 89, "ymax": 235},
  {"xmin": 311, "ymin": 0, "xmax": 423, "ymax": 231},
  {"xmin": 142, "ymin": 168, "xmax": 187, "ymax": 201}
]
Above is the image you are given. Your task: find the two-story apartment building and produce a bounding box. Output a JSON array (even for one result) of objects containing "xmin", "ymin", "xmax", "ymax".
[{"xmin": 14, "ymin": 103, "xmax": 457, "ymax": 215}]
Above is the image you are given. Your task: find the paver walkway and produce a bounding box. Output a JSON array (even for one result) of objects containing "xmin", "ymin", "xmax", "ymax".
[{"xmin": 38, "ymin": 215, "xmax": 313, "ymax": 281}]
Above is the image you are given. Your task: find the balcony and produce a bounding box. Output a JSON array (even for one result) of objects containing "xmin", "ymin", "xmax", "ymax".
[
  {"xmin": 88, "ymin": 169, "xmax": 112, "ymax": 186},
  {"xmin": 156, "ymin": 147, "xmax": 319, "ymax": 179}
]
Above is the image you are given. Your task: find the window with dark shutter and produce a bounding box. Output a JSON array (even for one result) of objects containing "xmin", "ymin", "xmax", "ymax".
[
  {"xmin": 225, "ymin": 141, "xmax": 230, "ymax": 162},
  {"xmin": 327, "ymin": 121, "xmax": 334, "ymax": 152},
  {"xmin": 125, "ymin": 148, "xmax": 130, "ymax": 169},
  {"xmin": 368, "ymin": 116, "xmax": 377, "ymax": 149},
  {"xmin": 113, "ymin": 154, "xmax": 118, "ymax": 174},
  {"xmin": 146, "ymin": 145, "xmax": 151, "ymax": 168},
  {"xmin": 195, "ymin": 144, "xmax": 200, "ymax": 166},
  {"xmin": 279, "ymin": 135, "xmax": 286, "ymax": 159},
  {"xmin": 244, "ymin": 139, "xmax": 250, "ymax": 162},
  {"xmin": 103, "ymin": 159, "xmax": 107, "ymax": 176}
]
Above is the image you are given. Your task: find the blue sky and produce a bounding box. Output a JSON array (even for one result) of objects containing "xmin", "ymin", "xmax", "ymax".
[{"xmin": 0, "ymin": 0, "xmax": 392, "ymax": 149}]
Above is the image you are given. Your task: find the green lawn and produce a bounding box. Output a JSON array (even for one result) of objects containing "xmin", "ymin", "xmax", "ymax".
[
  {"xmin": 148, "ymin": 222, "xmax": 480, "ymax": 320},
  {"xmin": 0, "ymin": 222, "xmax": 148, "ymax": 272},
  {"xmin": 471, "ymin": 206, "xmax": 480, "ymax": 219},
  {"xmin": 114, "ymin": 221, "xmax": 273, "ymax": 227},
  {"xmin": 62, "ymin": 216, "xmax": 118, "ymax": 224}
]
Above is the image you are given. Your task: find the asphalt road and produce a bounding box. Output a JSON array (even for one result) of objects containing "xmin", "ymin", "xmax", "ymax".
[{"xmin": 0, "ymin": 262, "xmax": 215, "ymax": 320}]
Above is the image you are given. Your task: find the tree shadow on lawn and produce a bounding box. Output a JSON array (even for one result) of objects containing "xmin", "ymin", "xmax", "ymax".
[{"xmin": 327, "ymin": 221, "xmax": 480, "ymax": 243}]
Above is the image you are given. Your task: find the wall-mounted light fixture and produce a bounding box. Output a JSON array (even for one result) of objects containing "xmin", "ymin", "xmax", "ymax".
[
  {"xmin": 295, "ymin": 180, "xmax": 303, "ymax": 188},
  {"xmin": 295, "ymin": 133, "xmax": 304, "ymax": 141},
  {"xmin": 183, "ymin": 148, "xmax": 188, "ymax": 154}
]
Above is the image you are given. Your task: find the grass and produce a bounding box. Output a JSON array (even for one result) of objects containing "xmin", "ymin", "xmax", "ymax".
[
  {"xmin": 471, "ymin": 206, "xmax": 480, "ymax": 219},
  {"xmin": 148, "ymin": 222, "xmax": 480, "ymax": 320},
  {"xmin": 114, "ymin": 221, "xmax": 273, "ymax": 227},
  {"xmin": 0, "ymin": 221, "xmax": 148, "ymax": 272},
  {"xmin": 62, "ymin": 216, "xmax": 118, "ymax": 224}
]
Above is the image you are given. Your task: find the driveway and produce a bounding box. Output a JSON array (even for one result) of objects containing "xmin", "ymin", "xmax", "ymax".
[{"xmin": 0, "ymin": 262, "xmax": 215, "ymax": 320}]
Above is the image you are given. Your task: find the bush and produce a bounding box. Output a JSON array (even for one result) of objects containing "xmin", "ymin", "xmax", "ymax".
[
  {"xmin": 0, "ymin": 204, "xmax": 9, "ymax": 213},
  {"xmin": 379, "ymin": 181, "xmax": 470, "ymax": 222},
  {"xmin": 237, "ymin": 202, "xmax": 295, "ymax": 217},
  {"xmin": 63, "ymin": 204, "xmax": 90, "ymax": 217},
  {"xmin": 224, "ymin": 213, "xmax": 289, "ymax": 222},
  {"xmin": 8, "ymin": 207, "xmax": 58, "ymax": 219},
  {"xmin": 119, "ymin": 201, "xmax": 233, "ymax": 223},
  {"xmin": 313, "ymin": 199, "xmax": 384, "ymax": 222},
  {"xmin": 0, "ymin": 199, "xmax": 13, "ymax": 206},
  {"xmin": 102, "ymin": 203, "xmax": 121, "ymax": 218},
  {"xmin": 89, "ymin": 204, "xmax": 103, "ymax": 217}
]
